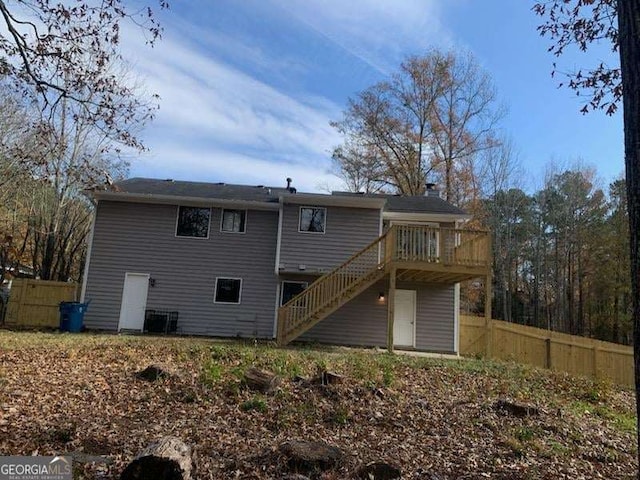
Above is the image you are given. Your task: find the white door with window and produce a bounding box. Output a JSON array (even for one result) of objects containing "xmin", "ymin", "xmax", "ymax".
[
  {"xmin": 394, "ymin": 289, "xmax": 416, "ymax": 347},
  {"xmin": 118, "ymin": 273, "xmax": 150, "ymax": 331}
]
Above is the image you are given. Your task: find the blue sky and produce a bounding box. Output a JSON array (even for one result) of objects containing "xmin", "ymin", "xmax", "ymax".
[{"xmin": 123, "ymin": 0, "xmax": 624, "ymax": 193}]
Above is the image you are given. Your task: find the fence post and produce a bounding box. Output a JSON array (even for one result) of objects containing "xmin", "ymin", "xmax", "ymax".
[
  {"xmin": 485, "ymin": 318, "xmax": 493, "ymax": 358},
  {"xmin": 593, "ymin": 345, "xmax": 600, "ymax": 380},
  {"xmin": 545, "ymin": 338, "xmax": 552, "ymax": 369},
  {"xmin": 484, "ymin": 271, "xmax": 492, "ymax": 358}
]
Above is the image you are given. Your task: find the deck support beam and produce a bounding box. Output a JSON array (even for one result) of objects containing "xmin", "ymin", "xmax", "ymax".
[{"xmin": 387, "ymin": 266, "xmax": 397, "ymax": 353}]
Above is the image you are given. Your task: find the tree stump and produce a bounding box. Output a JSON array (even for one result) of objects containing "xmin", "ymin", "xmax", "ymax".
[
  {"xmin": 494, "ymin": 399, "xmax": 540, "ymax": 417},
  {"xmin": 312, "ymin": 370, "xmax": 344, "ymax": 386},
  {"xmin": 135, "ymin": 365, "xmax": 173, "ymax": 382},
  {"xmin": 243, "ymin": 367, "xmax": 281, "ymax": 394},
  {"xmin": 120, "ymin": 436, "xmax": 192, "ymax": 480},
  {"xmin": 357, "ymin": 462, "xmax": 401, "ymax": 479},
  {"xmin": 278, "ymin": 440, "xmax": 343, "ymax": 474}
]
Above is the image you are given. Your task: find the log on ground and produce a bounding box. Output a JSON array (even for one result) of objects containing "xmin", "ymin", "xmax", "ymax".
[{"xmin": 120, "ymin": 436, "xmax": 192, "ymax": 480}]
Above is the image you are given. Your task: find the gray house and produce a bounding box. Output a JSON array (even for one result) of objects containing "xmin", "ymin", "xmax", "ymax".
[{"xmin": 81, "ymin": 178, "xmax": 490, "ymax": 354}]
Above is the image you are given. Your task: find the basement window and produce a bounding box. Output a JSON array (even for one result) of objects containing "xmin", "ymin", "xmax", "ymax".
[
  {"xmin": 221, "ymin": 209, "xmax": 246, "ymax": 233},
  {"xmin": 176, "ymin": 206, "xmax": 211, "ymax": 238},
  {"xmin": 280, "ymin": 281, "xmax": 308, "ymax": 306},
  {"xmin": 214, "ymin": 277, "xmax": 242, "ymax": 304},
  {"xmin": 299, "ymin": 207, "xmax": 326, "ymax": 233}
]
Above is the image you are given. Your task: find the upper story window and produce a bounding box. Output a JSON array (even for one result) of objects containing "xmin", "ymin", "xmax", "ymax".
[
  {"xmin": 176, "ymin": 206, "xmax": 211, "ymax": 238},
  {"xmin": 299, "ymin": 206, "xmax": 326, "ymax": 234},
  {"xmin": 221, "ymin": 209, "xmax": 246, "ymax": 233}
]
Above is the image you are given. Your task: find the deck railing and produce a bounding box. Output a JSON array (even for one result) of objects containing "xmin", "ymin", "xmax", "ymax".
[
  {"xmin": 391, "ymin": 224, "xmax": 490, "ymax": 267},
  {"xmin": 277, "ymin": 224, "xmax": 489, "ymax": 345}
]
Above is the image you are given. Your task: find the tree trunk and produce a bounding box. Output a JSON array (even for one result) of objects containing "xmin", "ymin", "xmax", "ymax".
[
  {"xmin": 120, "ymin": 436, "xmax": 192, "ymax": 480},
  {"xmin": 616, "ymin": 0, "xmax": 640, "ymax": 475}
]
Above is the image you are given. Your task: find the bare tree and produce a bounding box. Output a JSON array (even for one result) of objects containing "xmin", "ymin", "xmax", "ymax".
[
  {"xmin": 533, "ymin": 0, "xmax": 620, "ymax": 115},
  {"xmin": 534, "ymin": 0, "xmax": 640, "ymax": 469},
  {"xmin": 0, "ymin": 0, "xmax": 167, "ymax": 152},
  {"xmin": 331, "ymin": 140, "xmax": 387, "ymax": 194},
  {"xmin": 331, "ymin": 50, "xmax": 503, "ymax": 202}
]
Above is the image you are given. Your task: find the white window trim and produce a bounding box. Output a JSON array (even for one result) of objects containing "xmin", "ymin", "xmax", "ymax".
[
  {"xmin": 175, "ymin": 205, "xmax": 211, "ymax": 239},
  {"xmin": 280, "ymin": 280, "xmax": 308, "ymax": 306},
  {"xmin": 220, "ymin": 208, "xmax": 248, "ymax": 234},
  {"xmin": 214, "ymin": 277, "xmax": 243, "ymax": 304},
  {"xmin": 298, "ymin": 206, "xmax": 327, "ymax": 234}
]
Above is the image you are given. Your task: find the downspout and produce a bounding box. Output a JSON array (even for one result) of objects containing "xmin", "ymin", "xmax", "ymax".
[
  {"xmin": 80, "ymin": 201, "xmax": 97, "ymax": 302},
  {"xmin": 272, "ymin": 199, "xmax": 284, "ymax": 338},
  {"xmin": 274, "ymin": 199, "xmax": 284, "ymax": 275},
  {"xmin": 454, "ymin": 282, "xmax": 460, "ymax": 354}
]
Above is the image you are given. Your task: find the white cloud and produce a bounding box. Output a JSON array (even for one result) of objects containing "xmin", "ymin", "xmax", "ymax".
[
  {"xmin": 117, "ymin": 1, "xmax": 452, "ymax": 193},
  {"xmin": 120, "ymin": 21, "xmax": 345, "ymax": 191},
  {"xmin": 273, "ymin": 0, "xmax": 449, "ymax": 73}
]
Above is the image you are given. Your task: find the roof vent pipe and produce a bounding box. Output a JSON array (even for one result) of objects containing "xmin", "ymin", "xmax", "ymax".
[
  {"xmin": 286, "ymin": 177, "xmax": 296, "ymax": 194},
  {"xmin": 425, "ymin": 183, "xmax": 440, "ymax": 198}
]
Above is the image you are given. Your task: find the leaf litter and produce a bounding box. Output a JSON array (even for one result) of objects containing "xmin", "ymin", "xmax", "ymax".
[{"xmin": 0, "ymin": 332, "xmax": 636, "ymax": 479}]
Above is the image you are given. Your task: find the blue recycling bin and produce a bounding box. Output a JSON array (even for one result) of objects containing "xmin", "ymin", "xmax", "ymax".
[{"xmin": 59, "ymin": 302, "xmax": 88, "ymax": 333}]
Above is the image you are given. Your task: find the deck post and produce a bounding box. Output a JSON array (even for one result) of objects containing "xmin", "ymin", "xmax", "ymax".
[
  {"xmin": 387, "ymin": 266, "xmax": 397, "ymax": 353},
  {"xmin": 483, "ymin": 231, "xmax": 493, "ymax": 358}
]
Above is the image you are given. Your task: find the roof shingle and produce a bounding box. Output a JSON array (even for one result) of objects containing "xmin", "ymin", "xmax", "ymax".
[{"xmin": 112, "ymin": 178, "xmax": 467, "ymax": 215}]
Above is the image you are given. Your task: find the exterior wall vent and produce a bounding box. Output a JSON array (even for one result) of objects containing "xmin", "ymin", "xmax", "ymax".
[{"xmin": 144, "ymin": 309, "xmax": 178, "ymax": 334}]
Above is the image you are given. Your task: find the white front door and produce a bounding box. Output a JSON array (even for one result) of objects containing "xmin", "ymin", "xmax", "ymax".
[
  {"xmin": 394, "ymin": 289, "xmax": 416, "ymax": 347},
  {"xmin": 118, "ymin": 273, "xmax": 150, "ymax": 331}
]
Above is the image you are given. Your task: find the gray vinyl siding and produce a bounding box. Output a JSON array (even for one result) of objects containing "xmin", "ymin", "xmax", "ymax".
[
  {"xmin": 414, "ymin": 283, "xmax": 455, "ymax": 352},
  {"xmin": 84, "ymin": 201, "xmax": 278, "ymax": 336},
  {"xmin": 295, "ymin": 278, "xmax": 456, "ymax": 353},
  {"xmin": 279, "ymin": 204, "xmax": 380, "ymax": 273}
]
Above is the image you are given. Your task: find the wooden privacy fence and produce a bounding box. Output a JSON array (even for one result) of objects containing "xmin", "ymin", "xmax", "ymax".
[
  {"xmin": 460, "ymin": 315, "xmax": 634, "ymax": 387},
  {"xmin": 4, "ymin": 279, "xmax": 78, "ymax": 328}
]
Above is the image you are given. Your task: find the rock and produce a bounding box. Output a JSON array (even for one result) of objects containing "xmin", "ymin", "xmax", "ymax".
[
  {"xmin": 120, "ymin": 436, "xmax": 192, "ymax": 480},
  {"xmin": 357, "ymin": 461, "xmax": 402, "ymax": 479},
  {"xmin": 278, "ymin": 440, "xmax": 344, "ymax": 474},
  {"xmin": 135, "ymin": 365, "xmax": 172, "ymax": 382},
  {"xmin": 494, "ymin": 399, "xmax": 540, "ymax": 417},
  {"xmin": 244, "ymin": 367, "xmax": 281, "ymax": 394}
]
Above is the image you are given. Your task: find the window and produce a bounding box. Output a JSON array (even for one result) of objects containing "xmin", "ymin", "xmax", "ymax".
[
  {"xmin": 280, "ymin": 281, "xmax": 308, "ymax": 306},
  {"xmin": 214, "ymin": 278, "xmax": 242, "ymax": 304},
  {"xmin": 221, "ymin": 209, "xmax": 246, "ymax": 233},
  {"xmin": 176, "ymin": 206, "xmax": 210, "ymax": 238},
  {"xmin": 299, "ymin": 207, "xmax": 326, "ymax": 233}
]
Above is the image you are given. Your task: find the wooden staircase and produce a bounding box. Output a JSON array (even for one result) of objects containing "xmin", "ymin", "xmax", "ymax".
[
  {"xmin": 276, "ymin": 230, "xmax": 391, "ymax": 346},
  {"xmin": 276, "ymin": 224, "xmax": 491, "ymax": 346}
]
